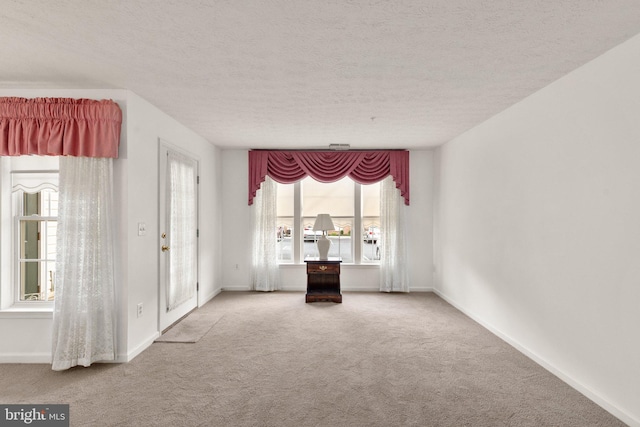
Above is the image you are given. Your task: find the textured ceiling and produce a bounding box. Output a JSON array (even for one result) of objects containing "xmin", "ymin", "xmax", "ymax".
[{"xmin": 2, "ymin": 1, "xmax": 640, "ymax": 149}]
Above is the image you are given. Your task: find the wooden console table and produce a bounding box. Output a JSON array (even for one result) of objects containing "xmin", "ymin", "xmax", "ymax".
[{"xmin": 304, "ymin": 257, "xmax": 342, "ymax": 303}]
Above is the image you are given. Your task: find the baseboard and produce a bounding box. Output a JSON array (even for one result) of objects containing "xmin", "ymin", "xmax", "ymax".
[
  {"xmin": 0, "ymin": 351, "xmax": 131, "ymax": 365},
  {"xmin": 0, "ymin": 340, "xmax": 161, "ymax": 365},
  {"xmin": 409, "ymin": 286, "xmax": 434, "ymax": 292},
  {"xmin": 342, "ymin": 287, "xmax": 434, "ymax": 292},
  {"xmin": 432, "ymin": 289, "xmax": 639, "ymax": 427},
  {"xmin": 200, "ymin": 287, "xmax": 222, "ymax": 306},
  {"xmin": 124, "ymin": 331, "xmax": 160, "ymax": 362},
  {"xmin": 0, "ymin": 352, "xmax": 131, "ymax": 365},
  {"xmin": 221, "ymin": 286, "xmax": 252, "ymax": 291},
  {"xmin": 0, "ymin": 352, "xmax": 51, "ymax": 363},
  {"xmin": 279, "ymin": 286, "xmax": 305, "ymax": 292},
  {"xmin": 223, "ymin": 287, "xmax": 434, "ymax": 293},
  {"xmin": 226, "ymin": 287, "xmax": 435, "ymax": 293}
]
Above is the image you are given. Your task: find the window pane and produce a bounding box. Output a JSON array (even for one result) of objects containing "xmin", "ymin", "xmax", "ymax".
[
  {"xmin": 40, "ymin": 189, "xmax": 58, "ymax": 216},
  {"xmin": 362, "ymin": 181, "xmax": 380, "ymax": 217},
  {"xmin": 19, "ymin": 260, "xmax": 55, "ymax": 301},
  {"xmin": 302, "ymin": 177, "xmax": 354, "ymax": 262},
  {"xmin": 22, "ymin": 192, "xmax": 39, "ymax": 216},
  {"xmin": 15, "ymin": 187, "xmax": 58, "ymax": 302},
  {"xmin": 18, "ymin": 219, "xmax": 57, "ymax": 300},
  {"xmin": 329, "ymin": 217, "xmax": 353, "ymax": 263},
  {"xmin": 277, "ymin": 182, "xmax": 294, "ymax": 216},
  {"xmin": 20, "ymin": 260, "xmax": 40, "ymax": 299},
  {"xmin": 20, "ymin": 219, "xmax": 40, "ymax": 260},
  {"xmin": 303, "ymin": 176, "xmax": 354, "ymax": 217},
  {"xmin": 276, "ymin": 216, "xmax": 293, "ymax": 263},
  {"xmin": 44, "ymin": 260, "xmax": 56, "ymax": 301},
  {"xmin": 362, "ymin": 182, "xmax": 380, "ymax": 263},
  {"xmin": 276, "ymin": 183, "xmax": 294, "ymax": 263},
  {"xmin": 44, "ymin": 220, "xmax": 57, "ymax": 260},
  {"xmin": 302, "ymin": 217, "xmax": 353, "ymax": 262},
  {"xmin": 19, "ymin": 221, "xmax": 57, "ymax": 261}
]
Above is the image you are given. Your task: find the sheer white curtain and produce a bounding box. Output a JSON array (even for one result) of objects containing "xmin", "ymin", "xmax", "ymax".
[
  {"xmin": 251, "ymin": 176, "xmax": 279, "ymax": 291},
  {"xmin": 167, "ymin": 151, "xmax": 198, "ymax": 311},
  {"xmin": 379, "ymin": 176, "xmax": 409, "ymax": 292},
  {"xmin": 51, "ymin": 156, "xmax": 116, "ymax": 370}
]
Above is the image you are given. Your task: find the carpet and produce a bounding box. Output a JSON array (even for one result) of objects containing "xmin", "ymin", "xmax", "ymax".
[
  {"xmin": 0, "ymin": 292, "xmax": 626, "ymax": 426},
  {"xmin": 155, "ymin": 309, "xmax": 224, "ymax": 343}
]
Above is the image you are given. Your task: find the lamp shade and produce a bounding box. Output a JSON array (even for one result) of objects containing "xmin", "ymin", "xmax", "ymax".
[{"xmin": 313, "ymin": 214, "xmax": 335, "ymax": 232}]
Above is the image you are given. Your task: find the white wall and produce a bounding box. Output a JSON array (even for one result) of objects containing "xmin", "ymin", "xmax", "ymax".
[
  {"xmin": 0, "ymin": 89, "xmax": 223, "ymax": 363},
  {"xmin": 220, "ymin": 149, "xmax": 434, "ymax": 292},
  {"xmin": 220, "ymin": 150, "xmax": 253, "ymax": 289},
  {"xmin": 434, "ymin": 34, "xmax": 640, "ymax": 425},
  {"xmin": 122, "ymin": 92, "xmax": 222, "ymax": 361}
]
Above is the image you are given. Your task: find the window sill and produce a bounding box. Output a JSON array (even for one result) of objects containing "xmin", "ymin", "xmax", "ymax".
[{"xmin": 0, "ymin": 306, "xmax": 53, "ymax": 319}]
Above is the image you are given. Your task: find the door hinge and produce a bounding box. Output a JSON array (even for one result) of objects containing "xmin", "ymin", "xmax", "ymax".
[
  {"xmin": 197, "ymin": 176, "xmax": 200, "ymax": 184},
  {"xmin": 197, "ymin": 229, "xmax": 200, "ymax": 238},
  {"xmin": 196, "ymin": 282, "xmax": 199, "ymax": 291}
]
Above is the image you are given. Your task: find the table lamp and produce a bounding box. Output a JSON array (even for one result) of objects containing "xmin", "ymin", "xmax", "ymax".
[{"xmin": 313, "ymin": 213, "xmax": 335, "ymax": 260}]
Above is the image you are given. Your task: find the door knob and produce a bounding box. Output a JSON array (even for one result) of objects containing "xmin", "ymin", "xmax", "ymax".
[{"xmin": 161, "ymin": 245, "xmax": 170, "ymax": 252}]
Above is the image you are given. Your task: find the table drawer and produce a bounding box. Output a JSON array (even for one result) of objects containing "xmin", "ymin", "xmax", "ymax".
[{"xmin": 307, "ymin": 263, "xmax": 340, "ymax": 274}]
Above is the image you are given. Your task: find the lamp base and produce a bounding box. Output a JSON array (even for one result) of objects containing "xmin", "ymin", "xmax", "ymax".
[{"xmin": 316, "ymin": 235, "xmax": 331, "ymax": 260}]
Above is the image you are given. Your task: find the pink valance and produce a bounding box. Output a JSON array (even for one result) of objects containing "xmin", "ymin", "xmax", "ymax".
[
  {"xmin": 0, "ymin": 97, "xmax": 122, "ymax": 158},
  {"xmin": 249, "ymin": 150, "xmax": 410, "ymax": 205}
]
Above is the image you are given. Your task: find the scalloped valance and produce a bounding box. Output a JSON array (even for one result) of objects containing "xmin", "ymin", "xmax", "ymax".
[
  {"xmin": 0, "ymin": 97, "xmax": 122, "ymax": 158},
  {"xmin": 249, "ymin": 150, "xmax": 410, "ymax": 205}
]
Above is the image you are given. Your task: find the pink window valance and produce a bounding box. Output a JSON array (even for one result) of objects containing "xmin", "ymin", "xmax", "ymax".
[
  {"xmin": 249, "ymin": 150, "xmax": 410, "ymax": 205},
  {"xmin": 0, "ymin": 97, "xmax": 122, "ymax": 158}
]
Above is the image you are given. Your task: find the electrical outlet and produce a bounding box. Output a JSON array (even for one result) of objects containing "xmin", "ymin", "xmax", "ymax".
[
  {"xmin": 137, "ymin": 303, "xmax": 143, "ymax": 317},
  {"xmin": 137, "ymin": 222, "xmax": 146, "ymax": 236}
]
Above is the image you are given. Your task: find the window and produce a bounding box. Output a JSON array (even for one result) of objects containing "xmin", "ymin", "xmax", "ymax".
[
  {"xmin": 0, "ymin": 156, "xmax": 59, "ymax": 308},
  {"xmin": 303, "ymin": 176, "xmax": 354, "ymax": 262},
  {"xmin": 276, "ymin": 176, "xmax": 380, "ymax": 264},
  {"xmin": 15, "ymin": 187, "xmax": 58, "ymax": 301}
]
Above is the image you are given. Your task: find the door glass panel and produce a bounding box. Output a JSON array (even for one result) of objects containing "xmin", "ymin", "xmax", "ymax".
[{"xmin": 166, "ymin": 151, "xmax": 198, "ymax": 312}]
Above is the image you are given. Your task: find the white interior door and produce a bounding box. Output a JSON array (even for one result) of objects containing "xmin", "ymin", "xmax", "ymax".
[{"xmin": 159, "ymin": 142, "xmax": 199, "ymax": 331}]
